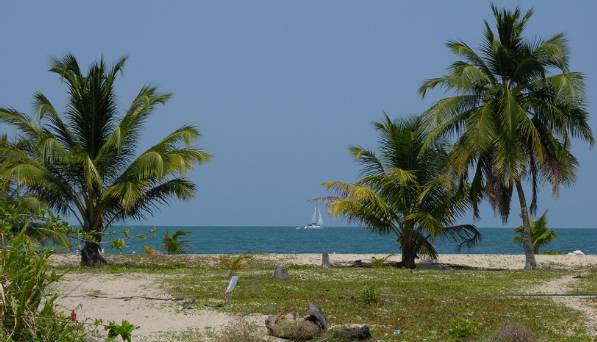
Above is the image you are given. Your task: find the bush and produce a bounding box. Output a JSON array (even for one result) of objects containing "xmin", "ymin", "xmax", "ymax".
[
  {"xmin": 371, "ymin": 254, "xmax": 394, "ymax": 268},
  {"xmin": 162, "ymin": 230, "xmax": 190, "ymax": 255},
  {"xmin": 0, "ymin": 230, "xmax": 87, "ymax": 341},
  {"xmin": 486, "ymin": 322, "xmax": 536, "ymax": 342},
  {"xmin": 217, "ymin": 255, "xmax": 253, "ymax": 276},
  {"xmin": 360, "ymin": 285, "xmax": 380, "ymax": 304},
  {"xmin": 447, "ymin": 317, "xmax": 478, "ymax": 341}
]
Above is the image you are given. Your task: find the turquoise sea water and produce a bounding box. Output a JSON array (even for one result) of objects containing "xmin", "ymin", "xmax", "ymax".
[{"xmin": 99, "ymin": 226, "xmax": 597, "ymax": 255}]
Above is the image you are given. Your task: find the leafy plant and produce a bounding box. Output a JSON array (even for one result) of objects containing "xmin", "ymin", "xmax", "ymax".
[
  {"xmin": 360, "ymin": 285, "xmax": 380, "ymax": 304},
  {"xmin": 105, "ymin": 320, "xmax": 138, "ymax": 342},
  {"xmin": 0, "ymin": 198, "xmax": 72, "ymax": 249},
  {"xmin": 323, "ymin": 115, "xmax": 480, "ymax": 268},
  {"xmin": 162, "ymin": 230, "xmax": 190, "ymax": 255},
  {"xmin": 447, "ymin": 318, "xmax": 479, "ymax": 341},
  {"xmin": 144, "ymin": 245, "xmax": 160, "ymax": 256},
  {"xmin": 419, "ymin": 4, "xmax": 593, "ymax": 269},
  {"xmin": 218, "ymin": 255, "xmax": 253, "ymax": 276},
  {"xmin": 0, "ymin": 229, "xmax": 87, "ymax": 341},
  {"xmin": 371, "ymin": 254, "xmax": 394, "ymax": 268},
  {"xmin": 513, "ymin": 211, "xmax": 557, "ymax": 253},
  {"xmin": 0, "ymin": 54, "xmax": 210, "ymax": 266}
]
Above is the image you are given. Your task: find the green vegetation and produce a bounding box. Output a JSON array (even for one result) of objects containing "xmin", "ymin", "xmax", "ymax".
[
  {"xmin": 105, "ymin": 320, "xmax": 138, "ymax": 342},
  {"xmin": 514, "ymin": 211, "xmax": 557, "ymax": 253},
  {"xmin": 371, "ymin": 254, "xmax": 394, "ymax": 268},
  {"xmin": 162, "ymin": 230, "xmax": 190, "ymax": 255},
  {"xmin": 217, "ymin": 255, "xmax": 253, "ymax": 276},
  {"xmin": 58, "ymin": 257, "xmax": 591, "ymax": 341},
  {"xmin": 323, "ymin": 116, "xmax": 479, "ymax": 268},
  {"xmin": 0, "ymin": 231, "xmax": 87, "ymax": 341},
  {"xmin": 0, "ymin": 55, "xmax": 210, "ymax": 266},
  {"xmin": 419, "ymin": 5, "xmax": 593, "ymax": 270}
]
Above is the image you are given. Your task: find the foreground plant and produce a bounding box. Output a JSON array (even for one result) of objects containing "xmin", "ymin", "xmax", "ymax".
[
  {"xmin": 419, "ymin": 5, "xmax": 593, "ymax": 269},
  {"xmin": 323, "ymin": 115, "xmax": 479, "ymax": 268},
  {"xmin": 0, "ymin": 230, "xmax": 87, "ymax": 341},
  {"xmin": 0, "ymin": 55, "xmax": 210, "ymax": 266}
]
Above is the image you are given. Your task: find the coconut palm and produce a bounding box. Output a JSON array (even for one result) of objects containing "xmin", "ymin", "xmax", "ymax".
[
  {"xmin": 0, "ymin": 55, "xmax": 210, "ymax": 265},
  {"xmin": 513, "ymin": 210, "xmax": 556, "ymax": 254},
  {"xmin": 162, "ymin": 230, "xmax": 189, "ymax": 255},
  {"xmin": 323, "ymin": 115, "xmax": 479, "ymax": 268},
  {"xmin": 418, "ymin": 5, "xmax": 593, "ymax": 269}
]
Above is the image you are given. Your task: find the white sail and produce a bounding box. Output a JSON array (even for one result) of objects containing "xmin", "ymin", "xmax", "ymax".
[
  {"xmin": 311, "ymin": 208, "xmax": 318, "ymax": 223},
  {"xmin": 316, "ymin": 208, "xmax": 324, "ymax": 225}
]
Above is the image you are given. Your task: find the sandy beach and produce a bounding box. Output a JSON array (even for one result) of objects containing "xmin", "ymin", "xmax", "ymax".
[{"xmin": 47, "ymin": 253, "xmax": 597, "ymax": 340}]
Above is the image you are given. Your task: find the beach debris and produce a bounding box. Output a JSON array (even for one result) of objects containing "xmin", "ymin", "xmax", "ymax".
[
  {"xmin": 223, "ymin": 276, "xmax": 239, "ymax": 303},
  {"xmin": 181, "ymin": 298, "xmax": 195, "ymax": 310},
  {"xmin": 334, "ymin": 325, "xmax": 372, "ymax": 340},
  {"xmin": 265, "ymin": 301, "xmax": 327, "ymax": 340},
  {"xmin": 352, "ymin": 260, "xmax": 371, "ymax": 268},
  {"xmin": 322, "ymin": 253, "xmax": 331, "ymax": 268},
  {"xmin": 393, "ymin": 329, "xmax": 401, "ymax": 336},
  {"xmin": 273, "ymin": 265, "xmax": 289, "ymax": 280},
  {"xmin": 567, "ymin": 250, "xmax": 585, "ymax": 256}
]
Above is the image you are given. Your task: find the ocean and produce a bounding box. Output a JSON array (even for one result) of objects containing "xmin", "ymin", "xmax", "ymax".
[{"xmin": 95, "ymin": 226, "xmax": 597, "ymax": 255}]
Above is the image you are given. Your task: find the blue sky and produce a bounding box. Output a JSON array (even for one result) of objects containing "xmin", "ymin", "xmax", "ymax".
[{"xmin": 1, "ymin": 1, "xmax": 595, "ymax": 227}]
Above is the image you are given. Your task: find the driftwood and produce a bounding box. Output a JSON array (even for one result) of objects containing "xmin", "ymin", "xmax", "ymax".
[
  {"xmin": 265, "ymin": 302, "xmax": 327, "ymax": 340},
  {"xmin": 334, "ymin": 326, "xmax": 372, "ymax": 340}
]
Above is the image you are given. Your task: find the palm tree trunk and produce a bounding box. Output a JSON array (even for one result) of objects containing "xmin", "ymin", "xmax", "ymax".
[
  {"xmin": 515, "ymin": 181, "xmax": 537, "ymax": 270},
  {"xmin": 398, "ymin": 231, "xmax": 417, "ymax": 269},
  {"xmin": 400, "ymin": 246, "xmax": 417, "ymax": 269},
  {"xmin": 80, "ymin": 230, "xmax": 107, "ymax": 266}
]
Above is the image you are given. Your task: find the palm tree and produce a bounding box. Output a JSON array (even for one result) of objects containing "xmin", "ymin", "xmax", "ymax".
[
  {"xmin": 0, "ymin": 55, "xmax": 210, "ymax": 265},
  {"xmin": 513, "ymin": 210, "xmax": 556, "ymax": 254},
  {"xmin": 323, "ymin": 115, "xmax": 479, "ymax": 268},
  {"xmin": 162, "ymin": 230, "xmax": 189, "ymax": 255},
  {"xmin": 418, "ymin": 5, "xmax": 593, "ymax": 269}
]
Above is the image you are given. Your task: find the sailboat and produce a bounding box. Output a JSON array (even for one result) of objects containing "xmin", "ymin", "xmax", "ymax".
[{"xmin": 303, "ymin": 207, "xmax": 324, "ymax": 229}]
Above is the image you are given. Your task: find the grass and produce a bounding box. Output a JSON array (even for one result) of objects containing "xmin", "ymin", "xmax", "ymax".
[
  {"xmin": 54, "ymin": 256, "xmax": 593, "ymax": 341},
  {"xmin": 569, "ymin": 268, "xmax": 597, "ymax": 294}
]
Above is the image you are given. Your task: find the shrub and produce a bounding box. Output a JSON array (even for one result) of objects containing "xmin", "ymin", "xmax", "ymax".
[
  {"xmin": 105, "ymin": 320, "xmax": 139, "ymax": 342},
  {"xmin": 371, "ymin": 254, "xmax": 394, "ymax": 268},
  {"xmin": 217, "ymin": 255, "xmax": 253, "ymax": 276},
  {"xmin": 447, "ymin": 317, "xmax": 478, "ymax": 341},
  {"xmin": 486, "ymin": 322, "xmax": 536, "ymax": 342},
  {"xmin": 360, "ymin": 285, "xmax": 380, "ymax": 304},
  {"xmin": 144, "ymin": 245, "xmax": 160, "ymax": 256},
  {"xmin": 162, "ymin": 230, "xmax": 190, "ymax": 254},
  {"xmin": 0, "ymin": 230, "xmax": 87, "ymax": 341}
]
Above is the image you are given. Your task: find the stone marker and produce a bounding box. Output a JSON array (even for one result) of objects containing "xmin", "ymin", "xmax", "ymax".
[
  {"xmin": 273, "ymin": 265, "xmax": 288, "ymax": 280},
  {"xmin": 322, "ymin": 253, "xmax": 330, "ymax": 268}
]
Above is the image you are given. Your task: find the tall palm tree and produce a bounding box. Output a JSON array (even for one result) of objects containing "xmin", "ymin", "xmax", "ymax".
[
  {"xmin": 323, "ymin": 115, "xmax": 479, "ymax": 268},
  {"xmin": 0, "ymin": 55, "xmax": 210, "ymax": 265},
  {"xmin": 418, "ymin": 5, "xmax": 593, "ymax": 270}
]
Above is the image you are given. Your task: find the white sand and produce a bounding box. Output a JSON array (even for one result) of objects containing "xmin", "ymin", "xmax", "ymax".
[{"xmin": 53, "ymin": 273, "xmax": 269, "ymax": 339}]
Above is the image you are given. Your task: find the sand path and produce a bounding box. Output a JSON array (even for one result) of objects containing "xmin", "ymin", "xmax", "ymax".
[
  {"xmin": 53, "ymin": 273, "xmax": 269, "ymax": 339},
  {"xmin": 535, "ymin": 274, "xmax": 597, "ymax": 337}
]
